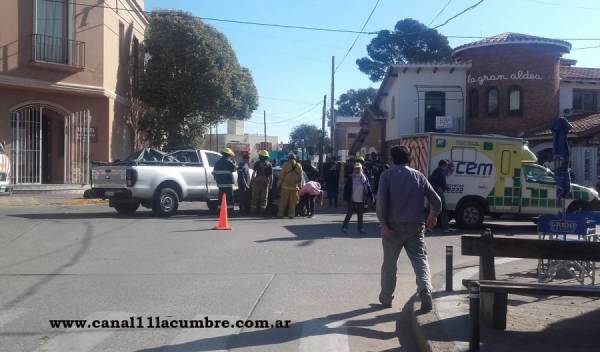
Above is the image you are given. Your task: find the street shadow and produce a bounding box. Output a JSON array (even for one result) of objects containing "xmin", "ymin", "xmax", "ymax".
[
  {"xmin": 8, "ymin": 209, "xmax": 204, "ymax": 220},
  {"xmin": 2, "ymin": 222, "xmax": 94, "ymax": 309},
  {"xmin": 134, "ymin": 303, "xmax": 415, "ymax": 352},
  {"xmin": 480, "ymin": 307, "xmax": 600, "ymax": 351},
  {"xmin": 255, "ymin": 222, "xmax": 381, "ymax": 246}
]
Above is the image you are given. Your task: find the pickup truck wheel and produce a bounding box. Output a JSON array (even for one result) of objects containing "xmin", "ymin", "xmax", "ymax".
[
  {"xmin": 457, "ymin": 201, "xmax": 485, "ymax": 229},
  {"xmin": 114, "ymin": 202, "xmax": 140, "ymax": 216},
  {"xmin": 153, "ymin": 187, "xmax": 179, "ymax": 217}
]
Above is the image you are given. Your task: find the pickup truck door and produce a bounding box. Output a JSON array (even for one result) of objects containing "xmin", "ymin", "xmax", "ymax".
[
  {"xmin": 169, "ymin": 150, "xmax": 207, "ymax": 199},
  {"xmin": 202, "ymin": 151, "xmax": 223, "ymax": 198}
]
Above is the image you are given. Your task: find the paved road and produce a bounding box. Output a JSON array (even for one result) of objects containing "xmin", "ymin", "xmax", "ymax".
[{"xmin": 0, "ymin": 203, "xmax": 533, "ymax": 351}]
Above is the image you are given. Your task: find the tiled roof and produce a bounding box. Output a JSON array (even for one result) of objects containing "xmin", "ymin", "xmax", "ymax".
[
  {"xmin": 529, "ymin": 114, "xmax": 600, "ymax": 138},
  {"xmin": 453, "ymin": 32, "xmax": 572, "ymax": 55},
  {"xmin": 560, "ymin": 66, "xmax": 600, "ymax": 81}
]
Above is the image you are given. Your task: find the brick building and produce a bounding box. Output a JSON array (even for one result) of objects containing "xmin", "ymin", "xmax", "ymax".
[
  {"xmin": 351, "ymin": 32, "xmax": 600, "ymax": 186},
  {"xmin": 453, "ymin": 33, "xmax": 571, "ymax": 137}
]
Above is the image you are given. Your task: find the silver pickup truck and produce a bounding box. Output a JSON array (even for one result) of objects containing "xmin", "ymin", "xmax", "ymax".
[{"xmin": 91, "ymin": 148, "xmax": 235, "ymax": 216}]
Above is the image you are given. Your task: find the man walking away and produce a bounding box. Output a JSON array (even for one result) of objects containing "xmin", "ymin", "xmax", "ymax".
[
  {"xmin": 237, "ymin": 154, "xmax": 252, "ymax": 215},
  {"xmin": 429, "ymin": 159, "xmax": 455, "ymax": 233},
  {"xmin": 251, "ymin": 150, "xmax": 273, "ymax": 215},
  {"xmin": 212, "ymin": 148, "xmax": 237, "ymax": 215},
  {"xmin": 277, "ymin": 153, "xmax": 303, "ymax": 219},
  {"xmin": 325, "ymin": 162, "xmax": 340, "ymax": 208},
  {"xmin": 342, "ymin": 163, "xmax": 373, "ymax": 235},
  {"xmin": 377, "ymin": 145, "xmax": 442, "ymax": 312}
]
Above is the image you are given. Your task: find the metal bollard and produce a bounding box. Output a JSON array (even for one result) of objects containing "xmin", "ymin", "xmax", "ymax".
[
  {"xmin": 469, "ymin": 282, "xmax": 481, "ymax": 352},
  {"xmin": 446, "ymin": 245, "xmax": 453, "ymax": 292}
]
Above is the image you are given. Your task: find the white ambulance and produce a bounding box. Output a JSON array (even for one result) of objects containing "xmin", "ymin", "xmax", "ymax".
[
  {"xmin": 398, "ymin": 133, "xmax": 600, "ymax": 228},
  {"xmin": 0, "ymin": 141, "xmax": 11, "ymax": 195}
]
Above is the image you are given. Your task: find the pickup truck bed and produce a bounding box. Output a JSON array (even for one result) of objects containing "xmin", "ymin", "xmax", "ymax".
[{"xmin": 91, "ymin": 148, "xmax": 233, "ymax": 216}]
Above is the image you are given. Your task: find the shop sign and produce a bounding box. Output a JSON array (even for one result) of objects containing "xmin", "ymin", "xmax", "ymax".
[
  {"xmin": 436, "ymin": 116, "xmax": 454, "ymax": 130},
  {"xmin": 468, "ymin": 70, "xmax": 543, "ymax": 86},
  {"xmin": 76, "ymin": 127, "xmax": 97, "ymax": 143}
]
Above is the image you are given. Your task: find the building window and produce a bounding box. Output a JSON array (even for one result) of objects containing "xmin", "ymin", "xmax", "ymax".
[
  {"xmin": 572, "ymin": 90, "xmax": 598, "ymax": 113},
  {"xmin": 487, "ymin": 87, "xmax": 499, "ymax": 116},
  {"xmin": 391, "ymin": 96, "xmax": 396, "ymax": 119},
  {"xmin": 34, "ymin": 0, "xmax": 70, "ymax": 64},
  {"xmin": 508, "ymin": 86, "xmax": 522, "ymax": 115},
  {"xmin": 469, "ymin": 89, "xmax": 479, "ymax": 118}
]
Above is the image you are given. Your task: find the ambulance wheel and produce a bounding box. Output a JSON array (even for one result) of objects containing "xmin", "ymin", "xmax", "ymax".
[
  {"xmin": 457, "ymin": 201, "xmax": 485, "ymax": 229},
  {"xmin": 152, "ymin": 187, "xmax": 179, "ymax": 217}
]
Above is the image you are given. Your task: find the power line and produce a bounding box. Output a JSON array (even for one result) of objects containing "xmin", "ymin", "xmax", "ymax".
[
  {"xmin": 335, "ymin": 0, "xmax": 382, "ymax": 72},
  {"xmin": 432, "ymin": 0, "xmax": 485, "ymax": 29},
  {"xmin": 196, "ymin": 17, "xmax": 379, "ymax": 35},
  {"xmin": 246, "ymin": 100, "xmax": 322, "ymax": 125},
  {"xmin": 429, "ymin": 0, "xmax": 454, "ymax": 26},
  {"xmin": 572, "ymin": 44, "xmax": 600, "ymax": 50},
  {"xmin": 44, "ymin": 0, "xmax": 600, "ymax": 42},
  {"xmin": 520, "ymin": 0, "xmax": 600, "ymax": 11}
]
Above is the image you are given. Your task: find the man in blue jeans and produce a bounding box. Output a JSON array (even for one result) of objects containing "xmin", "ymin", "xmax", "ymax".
[{"xmin": 376, "ymin": 145, "xmax": 442, "ymax": 312}]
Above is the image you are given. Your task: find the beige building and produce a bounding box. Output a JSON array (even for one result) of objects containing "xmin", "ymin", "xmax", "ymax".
[
  {"xmin": 0, "ymin": 0, "xmax": 146, "ymax": 185},
  {"xmin": 203, "ymin": 120, "xmax": 279, "ymax": 159}
]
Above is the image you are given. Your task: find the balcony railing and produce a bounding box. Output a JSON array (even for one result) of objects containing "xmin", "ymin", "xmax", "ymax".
[{"xmin": 32, "ymin": 34, "xmax": 85, "ymax": 69}]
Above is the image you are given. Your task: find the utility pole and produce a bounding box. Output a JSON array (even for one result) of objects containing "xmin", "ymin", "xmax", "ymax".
[
  {"xmin": 330, "ymin": 56, "xmax": 335, "ymax": 160},
  {"xmin": 208, "ymin": 124, "xmax": 212, "ymax": 151},
  {"xmin": 216, "ymin": 124, "xmax": 219, "ymax": 152},
  {"xmin": 318, "ymin": 94, "xmax": 326, "ymax": 179},
  {"xmin": 263, "ymin": 110, "xmax": 267, "ymax": 146}
]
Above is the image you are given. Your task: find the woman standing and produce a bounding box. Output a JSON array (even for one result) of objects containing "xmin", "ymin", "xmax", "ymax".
[{"xmin": 342, "ymin": 163, "xmax": 373, "ymax": 234}]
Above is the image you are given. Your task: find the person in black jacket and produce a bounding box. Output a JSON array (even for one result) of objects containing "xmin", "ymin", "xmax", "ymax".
[
  {"xmin": 237, "ymin": 154, "xmax": 252, "ymax": 215},
  {"xmin": 325, "ymin": 161, "xmax": 340, "ymax": 208},
  {"xmin": 213, "ymin": 148, "xmax": 237, "ymax": 214},
  {"xmin": 342, "ymin": 163, "xmax": 373, "ymax": 234},
  {"xmin": 428, "ymin": 159, "xmax": 455, "ymax": 233}
]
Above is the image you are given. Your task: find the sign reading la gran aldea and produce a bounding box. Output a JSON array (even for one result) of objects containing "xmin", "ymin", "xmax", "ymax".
[{"xmin": 468, "ymin": 70, "xmax": 543, "ymax": 86}]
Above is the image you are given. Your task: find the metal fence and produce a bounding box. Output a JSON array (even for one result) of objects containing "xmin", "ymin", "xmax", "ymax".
[{"xmin": 32, "ymin": 33, "xmax": 85, "ymax": 68}]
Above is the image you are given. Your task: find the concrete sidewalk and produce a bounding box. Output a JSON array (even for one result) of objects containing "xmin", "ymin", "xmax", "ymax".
[
  {"xmin": 411, "ymin": 258, "xmax": 600, "ymax": 351},
  {"xmin": 0, "ymin": 193, "xmax": 106, "ymax": 207}
]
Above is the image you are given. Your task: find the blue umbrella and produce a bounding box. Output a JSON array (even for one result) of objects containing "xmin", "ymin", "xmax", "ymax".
[{"xmin": 550, "ymin": 116, "xmax": 572, "ymax": 200}]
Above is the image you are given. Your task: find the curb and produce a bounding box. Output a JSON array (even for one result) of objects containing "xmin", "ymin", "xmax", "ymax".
[
  {"xmin": 0, "ymin": 196, "xmax": 107, "ymax": 208},
  {"xmin": 410, "ymin": 294, "xmax": 433, "ymax": 352}
]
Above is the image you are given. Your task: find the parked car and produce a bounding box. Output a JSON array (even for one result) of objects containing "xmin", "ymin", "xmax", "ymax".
[
  {"xmin": 91, "ymin": 148, "xmax": 237, "ymax": 216},
  {"xmin": 0, "ymin": 141, "xmax": 12, "ymax": 196}
]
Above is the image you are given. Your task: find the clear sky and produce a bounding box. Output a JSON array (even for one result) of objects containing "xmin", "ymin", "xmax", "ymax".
[{"xmin": 144, "ymin": 0, "xmax": 600, "ymax": 142}]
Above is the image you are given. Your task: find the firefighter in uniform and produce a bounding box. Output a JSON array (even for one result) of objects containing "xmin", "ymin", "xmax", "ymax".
[
  {"xmin": 277, "ymin": 153, "xmax": 303, "ymax": 219},
  {"xmin": 250, "ymin": 150, "xmax": 273, "ymax": 215},
  {"xmin": 212, "ymin": 148, "xmax": 237, "ymax": 214}
]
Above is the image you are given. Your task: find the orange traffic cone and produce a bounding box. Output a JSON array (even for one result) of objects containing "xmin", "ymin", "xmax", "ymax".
[{"xmin": 213, "ymin": 193, "xmax": 232, "ymax": 230}]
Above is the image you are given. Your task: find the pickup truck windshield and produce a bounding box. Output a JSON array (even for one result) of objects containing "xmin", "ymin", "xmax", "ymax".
[{"xmin": 126, "ymin": 148, "xmax": 179, "ymax": 163}]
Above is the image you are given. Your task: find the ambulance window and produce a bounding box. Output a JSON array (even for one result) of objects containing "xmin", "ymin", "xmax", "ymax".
[
  {"xmin": 501, "ymin": 150, "xmax": 511, "ymax": 175},
  {"xmin": 451, "ymin": 147, "xmax": 476, "ymax": 162}
]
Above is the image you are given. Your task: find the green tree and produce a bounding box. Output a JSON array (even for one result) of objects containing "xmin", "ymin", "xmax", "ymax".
[
  {"xmin": 139, "ymin": 10, "xmax": 258, "ymax": 147},
  {"xmin": 336, "ymin": 88, "xmax": 377, "ymax": 116},
  {"xmin": 356, "ymin": 18, "xmax": 452, "ymax": 81},
  {"xmin": 289, "ymin": 124, "xmax": 330, "ymax": 156}
]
